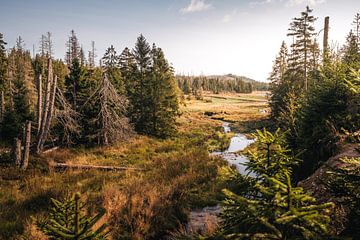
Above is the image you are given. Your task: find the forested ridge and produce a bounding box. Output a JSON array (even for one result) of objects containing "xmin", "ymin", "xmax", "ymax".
[
  {"xmin": 177, "ymin": 74, "xmax": 268, "ymax": 99},
  {"xmin": 0, "ymin": 5, "xmax": 359, "ymax": 240}
]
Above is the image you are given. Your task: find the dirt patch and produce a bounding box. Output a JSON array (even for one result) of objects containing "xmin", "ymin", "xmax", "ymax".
[{"xmin": 299, "ymin": 144, "xmax": 360, "ymax": 235}]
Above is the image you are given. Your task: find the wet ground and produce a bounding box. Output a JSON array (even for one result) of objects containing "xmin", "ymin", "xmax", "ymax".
[{"xmin": 187, "ymin": 121, "xmax": 255, "ymax": 233}]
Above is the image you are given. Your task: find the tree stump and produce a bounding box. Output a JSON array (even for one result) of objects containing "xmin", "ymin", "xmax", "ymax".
[
  {"xmin": 13, "ymin": 138, "xmax": 22, "ymax": 166},
  {"xmin": 21, "ymin": 121, "xmax": 31, "ymax": 170}
]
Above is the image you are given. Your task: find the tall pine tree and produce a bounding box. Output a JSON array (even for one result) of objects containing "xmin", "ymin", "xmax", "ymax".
[
  {"xmin": 287, "ymin": 6, "xmax": 317, "ymax": 91},
  {"xmin": 148, "ymin": 45, "xmax": 179, "ymax": 137},
  {"xmin": 129, "ymin": 35, "xmax": 179, "ymax": 137},
  {"xmin": 102, "ymin": 45, "xmax": 124, "ymax": 94}
]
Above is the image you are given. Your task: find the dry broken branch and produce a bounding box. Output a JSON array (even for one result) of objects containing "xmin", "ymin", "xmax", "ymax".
[{"xmin": 84, "ymin": 73, "xmax": 132, "ymax": 145}]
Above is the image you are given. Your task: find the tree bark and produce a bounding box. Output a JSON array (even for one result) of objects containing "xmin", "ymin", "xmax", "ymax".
[
  {"xmin": 13, "ymin": 138, "xmax": 22, "ymax": 167},
  {"xmin": 323, "ymin": 16, "xmax": 330, "ymax": 63},
  {"xmin": 39, "ymin": 75, "xmax": 57, "ymax": 151},
  {"xmin": 37, "ymin": 58, "xmax": 53, "ymax": 153},
  {"xmin": 21, "ymin": 121, "xmax": 31, "ymax": 170},
  {"xmin": 37, "ymin": 74, "xmax": 43, "ymax": 133}
]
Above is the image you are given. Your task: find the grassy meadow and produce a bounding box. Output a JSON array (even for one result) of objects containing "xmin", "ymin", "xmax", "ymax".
[{"xmin": 0, "ymin": 91, "xmax": 268, "ymax": 240}]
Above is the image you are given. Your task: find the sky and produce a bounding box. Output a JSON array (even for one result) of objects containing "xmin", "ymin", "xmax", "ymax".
[{"xmin": 0, "ymin": 0, "xmax": 359, "ymax": 81}]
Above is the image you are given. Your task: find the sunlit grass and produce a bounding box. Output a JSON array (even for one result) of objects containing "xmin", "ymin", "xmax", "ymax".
[{"xmin": 0, "ymin": 91, "xmax": 269, "ymax": 239}]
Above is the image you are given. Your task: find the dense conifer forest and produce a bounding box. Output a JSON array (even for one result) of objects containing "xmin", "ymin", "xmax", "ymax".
[{"xmin": 0, "ymin": 4, "xmax": 359, "ymax": 240}]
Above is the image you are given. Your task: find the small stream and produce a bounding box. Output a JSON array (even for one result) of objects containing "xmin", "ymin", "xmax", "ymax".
[
  {"xmin": 212, "ymin": 122, "xmax": 255, "ymax": 175},
  {"xmin": 187, "ymin": 121, "xmax": 255, "ymax": 233}
]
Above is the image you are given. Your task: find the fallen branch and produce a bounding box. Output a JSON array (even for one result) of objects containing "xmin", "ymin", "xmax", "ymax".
[{"xmin": 50, "ymin": 162, "xmax": 145, "ymax": 172}]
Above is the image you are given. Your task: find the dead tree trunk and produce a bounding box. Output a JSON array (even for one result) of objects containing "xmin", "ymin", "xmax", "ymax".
[
  {"xmin": 37, "ymin": 74, "xmax": 43, "ymax": 133},
  {"xmin": 0, "ymin": 90, "xmax": 4, "ymax": 122},
  {"xmin": 55, "ymin": 87, "xmax": 80, "ymax": 145},
  {"xmin": 51, "ymin": 162, "xmax": 145, "ymax": 172},
  {"xmin": 37, "ymin": 58, "xmax": 53, "ymax": 153},
  {"xmin": 39, "ymin": 75, "xmax": 57, "ymax": 151},
  {"xmin": 21, "ymin": 121, "xmax": 31, "ymax": 170},
  {"xmin": 103, "ymin": 90, "xmax": 109, "ymax": 145},
  {"xmin": 323, "ymin": 16, "xmax": 330, "ymax": 63},
  {"xmin": 13, "ymin": 138, "xmax": 22, "ymax": 166}
]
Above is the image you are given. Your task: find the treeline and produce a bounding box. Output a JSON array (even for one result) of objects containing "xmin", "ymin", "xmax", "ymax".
[
  {"xmin": 177, "ymin": 74, "xmax": 268, "ymax": 98},
  {"xmin": 269, "ymin": 8, "xmax": 360, "ymax": 180},
  {"xmin": 0, "ymin": 31, "xmax": 180, "ymax": 153}
]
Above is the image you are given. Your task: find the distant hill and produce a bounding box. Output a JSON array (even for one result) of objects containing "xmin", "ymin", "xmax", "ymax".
[
  {"xmin": 178, "ymin": 74, "xmax": 269, "ymax": 91},
  {"xmin": 206, "ymin": 74, "xmax": 257, "ymax": 82},
  {"xmin": 176, "ymin": 74, "xmax": 269, "ymax": 95}
]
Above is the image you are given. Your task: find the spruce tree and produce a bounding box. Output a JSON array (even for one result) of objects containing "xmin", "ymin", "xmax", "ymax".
[
  {"xmin": 287, "ymin": 6, "xmax": 317, "ymax": 91},
  {"xmin": 269, "ymin": 42, "xmax": 289, "ymax": 120},
  {"xmin": 352, "ymin": 13, "xmax": 360, "ymax": 44},
  {"xmin": 119, "ymin": 47, "xmax": 136, "ymax": 97},
  {"xmin": 65, "ymin": 30, "xmax": 81, "ymax": 66},
  {"xmin": 220, "ymin": 129, "xmax": 334, "ymax": 240},
  {"xmin": 37, "ymin": 193, "xmax": 110, "ymax": 240},
  {"xmin": 102, "ymin": 45, "xmax": 124, "ymax": 94},
  {"xmin": 0, "ymin": 33, "xmax": 7, "ymax": 125},
  {"xmin": 2, "ymin": 39, "xmax": 34, "ymax": 142},
  {"xmin": 182, "ymin": 78, "xmax": 191, "ymax": 95},
  {"xmin": 129, "ymin": 35, "xmax": 153, "ymax": 134},
  {"xmin": 342, "ymin": 31, "xmax": 360, "ymax": 69},
  {"xmin": 65, "ymin": 58, "xmax": 86, "ymax": 110},
  {"xmin": 0, "ymin": 33, "xmax": 7, "ymax": 92},
  {"xmin": 148, "ymin": 45, "xmax": 180, "ymax": 137},
  {"xmin": 127, "ymin": 35, "xmax": 179, "ymax": 137}
]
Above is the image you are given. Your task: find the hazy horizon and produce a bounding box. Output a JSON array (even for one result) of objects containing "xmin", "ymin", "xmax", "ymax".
[{"xmin": 1, "ymin": 0, "xmax": 359, "ymax": 82}]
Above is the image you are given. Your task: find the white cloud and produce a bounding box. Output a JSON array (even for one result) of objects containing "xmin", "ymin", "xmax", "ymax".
[
  {"xmin": 222, "ymin": 14, "xmax": 232, "ymax": 23},
  {"xmin": 286, "ymin": 0, "xmax": 326, "ymax": 6},
  {"xmin": 180, "ymin": 0, "xmax": 212, "ymax": 14},
  {"xmin": 221, "ymin": 9, "xmax": 238, "ymax": 23}
]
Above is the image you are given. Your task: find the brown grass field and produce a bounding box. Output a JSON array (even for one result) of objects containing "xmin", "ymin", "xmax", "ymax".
[{"xmin": 0, "ymin": 91, "xmax": 269, "ymax": 239}]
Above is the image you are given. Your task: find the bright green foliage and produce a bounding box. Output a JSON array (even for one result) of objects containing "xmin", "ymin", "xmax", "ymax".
[
  {"xmin": 220, "ymin": 129, "xmax": 334, "ymax": 240},
  {"xmin": 221, "ymin": 173, "xmax": 334, "ymax": 240},
  {"xmin": 346, "ymin": 68, "xmax": 360, "ymax": 94},
  {"xmin": 37, "ymin": 192, "xmax": 109, "ymax": 240},
  {"xmin": 328, "ymin": 157, "xmax": 360, "ymax": 237},
  {"xmin": 246, "ymin": 129, "xmax": 297, "ymax": 180}
]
